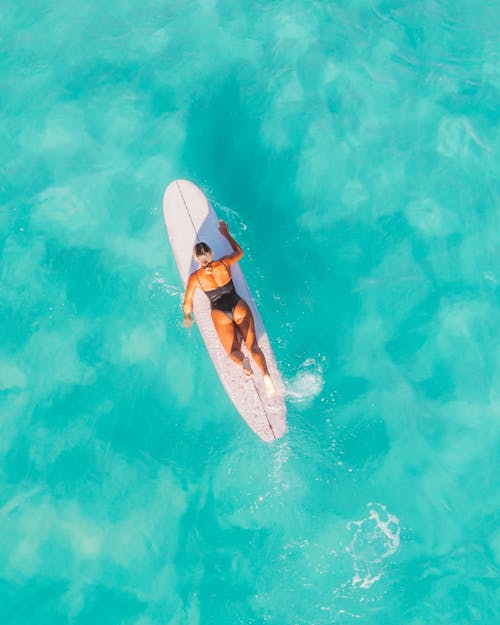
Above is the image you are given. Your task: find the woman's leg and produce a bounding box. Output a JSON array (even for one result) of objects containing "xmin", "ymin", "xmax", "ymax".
[
  {"xmin": 211, "ymin": 309, "xmax": 250, "ymax": 372},
  {"xmin": 233, "ymin": 300, "xmax": 270, "ymax": 376}
]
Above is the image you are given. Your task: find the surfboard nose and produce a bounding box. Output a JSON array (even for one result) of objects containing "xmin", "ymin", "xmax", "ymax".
[{"xmin": 164, "ymin": 179, "xmax": 195, "ymax": 198}]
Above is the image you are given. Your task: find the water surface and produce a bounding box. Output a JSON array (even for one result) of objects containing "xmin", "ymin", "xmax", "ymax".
[{"xmin": 1, "ymin": 1, "xmax": 500, "ymax": 623}]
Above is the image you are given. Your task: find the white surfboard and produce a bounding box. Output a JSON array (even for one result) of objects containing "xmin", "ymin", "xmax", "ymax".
[{"xmin": 163, "ymin": 180, "xmax": 287, "ymax": 442}]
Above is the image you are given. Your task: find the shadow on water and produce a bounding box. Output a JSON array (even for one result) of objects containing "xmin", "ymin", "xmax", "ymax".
[{"xmin": 180, "ymin": 69, "xmax": 303, "ymax": 231}]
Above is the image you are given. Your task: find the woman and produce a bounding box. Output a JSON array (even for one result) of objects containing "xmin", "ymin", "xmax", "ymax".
[{"xmin": 183, "ymin": 220, "xmax": 275, "ymax": 395}]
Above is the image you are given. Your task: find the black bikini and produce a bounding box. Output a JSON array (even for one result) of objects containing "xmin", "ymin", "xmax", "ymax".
[
  {"xmin": 198, "ymin": 261, "xmax": 242, "ymax": 317},
  {"xmin": 205, "ymin": 280, "xmax": 241, "ymax": 314}
]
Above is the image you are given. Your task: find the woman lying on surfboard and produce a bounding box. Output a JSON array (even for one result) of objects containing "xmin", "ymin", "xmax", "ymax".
[{"xmin": 183, "ymin": 220, "xmax": 275, "ymax": 396}]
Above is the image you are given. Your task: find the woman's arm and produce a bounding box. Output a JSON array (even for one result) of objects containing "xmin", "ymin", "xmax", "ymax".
[
  {"xmin": 183, "ymin": 273, "xmax": 197, "ymax": 328},
  {"xmin": 219, "ymin": 221, "xmax": 243, "ymax": 265}
]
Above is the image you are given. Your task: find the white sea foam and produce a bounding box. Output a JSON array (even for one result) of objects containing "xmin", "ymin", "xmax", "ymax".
[
  {"xmin": 285, "ymin": 358, "xmax": 325, "ymax": 403},
  {"xmin": 346, "ymin": 503, "xmax": 400, "ymax": 589}
]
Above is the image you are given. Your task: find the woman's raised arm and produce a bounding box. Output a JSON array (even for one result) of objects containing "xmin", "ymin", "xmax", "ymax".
[{"xmin": 219, "ymin": 220, "xmax": 243, "ymax": 265}]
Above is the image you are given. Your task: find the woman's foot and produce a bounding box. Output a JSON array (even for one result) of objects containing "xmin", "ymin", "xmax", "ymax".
[
  {"xmin": 242, "ymin": 357, "xmax": 253, "ymax": 377},
  {"xmin": 263, "ymin": 374, "xmax": 275, "ymax": 396}
]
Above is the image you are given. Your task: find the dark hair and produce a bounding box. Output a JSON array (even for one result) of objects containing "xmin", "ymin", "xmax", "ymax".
[{"xmin": 194, "ymin": 242, "xmax": 212, "ymax": 256}]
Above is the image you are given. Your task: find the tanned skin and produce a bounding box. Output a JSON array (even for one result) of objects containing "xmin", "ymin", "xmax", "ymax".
[{"xmin": 183, "ymin": 221, "xmax": 270, "ymax": 378}]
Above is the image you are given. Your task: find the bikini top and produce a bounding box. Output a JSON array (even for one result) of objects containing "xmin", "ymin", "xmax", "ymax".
[
  {"xmin": 204, "ymin": 280, "xmax": 237, "ymax": 306},
  {"xmin": 195, "ymin": 260, "xmax": 236, "ymax": 305}
]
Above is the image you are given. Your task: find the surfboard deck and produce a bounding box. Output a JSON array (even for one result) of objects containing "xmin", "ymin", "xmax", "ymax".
[{"xmin": 163, "ymin": 179, "xmax": 287, "ymax": 442}]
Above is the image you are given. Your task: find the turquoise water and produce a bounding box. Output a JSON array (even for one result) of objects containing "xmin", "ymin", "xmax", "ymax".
[{"xmin": 1, "ymin": 0, "xmax": 500, "ymax": 622}]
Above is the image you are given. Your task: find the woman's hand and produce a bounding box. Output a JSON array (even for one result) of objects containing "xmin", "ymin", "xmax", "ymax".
[
  {"xmin": 183, "ymin": 314, "xmax": 193, "ymax": 329},
  {"xmin": 218, "ymin": 219, "xmax": 243, "ymax": 261},
  {"xmin": 218, "ymin": 220, "xmax": 230, "ymax": 237}
]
